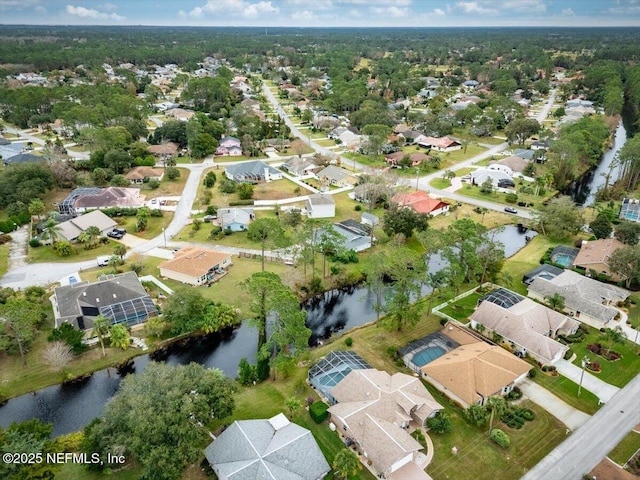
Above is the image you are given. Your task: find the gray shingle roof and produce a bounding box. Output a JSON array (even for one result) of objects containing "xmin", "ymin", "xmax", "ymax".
[
  {"xmin": 528, "ymin": 270, "xmax": 629, "ymax": 323},
  {"xmin": 225, "ymin": 161, "xmax": 280, "ymax": 181},
  {"xmin": 204, "ymin": 414, "xmax": 330, "ymax": 480},
  {"xmin": 307, "ymin": 193, "xmax": 335, "ymax": 206}
]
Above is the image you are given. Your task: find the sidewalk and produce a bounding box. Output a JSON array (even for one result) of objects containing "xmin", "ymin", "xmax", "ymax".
[
  {"xmin": 554, "ymin": 359, "xmax": 620, "ymax": 403},
  {"xmin": 518, "ymin": 378, "xmax": 591, "ymax": 430}
]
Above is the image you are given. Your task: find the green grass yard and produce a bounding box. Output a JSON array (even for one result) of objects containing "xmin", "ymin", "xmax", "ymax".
[
  {"xmin": 607, "ymin": 431, "xmax": 640, "ymax": 466},
  {"xmin": 568, "ymin": 328, "xmax": 640, "ymax": 387},
  {"xmin": 438, "ymin": 292, "xmax": 484, "ymax": 323},
  {"xmin": 498, "ymin": 235, "xmax": 556, "ymax": 295},
  {"xmin": 530, "ymin": 368, "xmax": 601, "ymax": 415},
  {"xmin": 28, "ymin": 239, "xmax": 121, "ymax": 264},
  {"xmin": 0, "ymin": 243, "xmax": 9, "ymax": 278}
]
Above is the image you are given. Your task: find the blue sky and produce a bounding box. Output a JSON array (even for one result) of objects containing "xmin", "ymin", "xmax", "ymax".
[{"xmin": 1, "ymin": 0, "xmax": 640, "ymax": 27}]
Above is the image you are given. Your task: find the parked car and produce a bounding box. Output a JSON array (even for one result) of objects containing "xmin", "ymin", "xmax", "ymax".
[
  {"xmin": 504, "ymin": 206, "xmax": 518, "ymax": 214},
  {"xmin": 113, "ymin": 228, "xmax": 126, "ymax": 236},
  {"xmin": 68, "ymin": 276, "xmax": 78, "ymax": 284},
  {"xmin": 97, "ymin": 256, "xmax": 111, "ymax": 267},
  {"xmin": 107, "ymin": 230, "xmax": 124, "ymax": 239}
]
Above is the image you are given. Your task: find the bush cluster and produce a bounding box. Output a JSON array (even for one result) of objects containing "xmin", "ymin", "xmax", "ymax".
[
  {"xmin": 490, "ymin": 428, "xmax": 510, "ymax": 448},
  {"xmin": 228, "ymin": 199, "xmax": 254, "ymax": 206},
  {"xmin": 309, "ymin": 401, "xmax": 329, "ymax": 423}
]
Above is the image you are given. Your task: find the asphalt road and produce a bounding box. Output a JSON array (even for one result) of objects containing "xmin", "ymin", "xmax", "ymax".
[{"xmin": 521, "ymin": 373, "xmax": 640, "ymax": 480}]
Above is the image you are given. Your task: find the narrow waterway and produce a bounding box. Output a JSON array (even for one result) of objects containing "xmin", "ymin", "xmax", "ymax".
[
  {"xmin": 0, "ymin": 225, "xmax": 535, "ymax": 436},
  {"xmin": 566, "ymin": 121, "xmax": 628, "ymax": 206}
]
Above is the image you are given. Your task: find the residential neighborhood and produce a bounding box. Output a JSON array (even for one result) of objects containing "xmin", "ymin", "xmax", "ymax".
[{"xmin": 0, "ymin": 13, "xmax": 640, "ymax": 480}]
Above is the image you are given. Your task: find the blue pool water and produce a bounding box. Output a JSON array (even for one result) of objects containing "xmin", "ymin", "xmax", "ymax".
[
  {"xmin": 412, "ymin": 346, "xmax": 446, "ymax": 367},
  {"xmin": 552, "ymin": 253, "xmax": 574, "ymax": 267}
]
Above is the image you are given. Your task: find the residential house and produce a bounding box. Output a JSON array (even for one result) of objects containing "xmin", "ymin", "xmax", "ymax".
[
  {"xmin": 125, "ymin": 166, "xmax": 164, "ymax": 184},
  {"xmin": 262, "ymin": 138, "xmax": 290, "ymax": 152},
  {"xmin": 316, "ymin": 165, "xmax": 358, "ymax": 188},
  {"xmin": 514, "ymin": 149, "xmax": 536, "ymax": 161},
  {"xmin": 159, "ymin": 246, "xmax": 232, "ymax": 286},
  {"xmin": 470, "ymin": 168, "xmax": 515, "ymax": 189},
  {"xmin": 52, "ymin": 271, "xmax": 158, "ymax": 332},
  {"xmin": 489, "ymin": 155, "xmax": 529, "ymax": 174},
  {"xmin": 309, "ymin": 350, "xmax": 371, "ymax": 404},
  {"xmin": 398, "ymin": 130, "xmax": 424, "ymax": 145},
  {"xmin": 333, "ymin": 220, "xmax": 372, "ymax": 252},
  {"xmin": 384, "ymin": 151, "xmax": 429, "ymax": 167},
  {"xmin": 522, "ymin": 264, "xmax": 564, "ymax": 286},
  {"xmin": 470, "ymin": 297, "xmax": 580, "ymax": 365},
  {"xmin": 204, "ymin": 413, "xmax": 330, "ymax": 480},
  {"xmin": 224, "ymin": 160, "xmax": 282, "ymax": 182},
  {"xmin": 573, "ymin": 238, "xmax": 625, "ymax": 280},
  {"xmin": 218, "ymin": 207, "xmax": 254, "ymax": 232},
  {"xmin": 620, "ymin": 198, "xmax": 640, "ymax": 223},
  {"xmin": 148, "ymin": 142, "xmax": 179, "ymax": 158},
  {"xmin": 281, "ymin": 156, "xmax": 321, "ymax": 177},
  {"xmin": 58, "ymin": 187, "xmax": 145, "ymax": 216},
  {"xmin": 165, "ymin": 108, "xmax": 195, "ymax": 122},
  {"xmin": 350, "ymin": 182, "xmax": 391, "ymax": 205},
  {"xmin": 392, "ymin": 191, "xmax": 450, "ymax": 216},
  {"xmin": 531, "ymin": 139, "xmax": 553, "ymax": 151},
  {"xmin": 328, "ymin": 369, "xmax": 443, "ymax": 480},
  {"xmin": 417, "ymin": 136, "xmax": 462, "ymax": 152},
  {"xmin": 55, "ymin": 210, "xmax": 117, "ymax": 242},
  {"xmin": 421, "ymin": 339, "xmax": 531, "ymax": 408},
  {"xmin": 361, "ymin": 212, "xmax": 379, "ymax": 227},
  {"xmin": 2, "ymin": 151, "xmax": 42, "ymax": 166},
  {"xmin": 216, "ymin": 136, "xmax": 243, "ymax": 156},
  {"xmin": 528, "ymin": 270, "xmax": 629, "ymax": 326},
  {"xmin": 337, "ymin": 129, "xmax": 362, "ymax": 150},
  {"xmin": 463, "ymin": 79, "xmax": 480, "ymax": 88},
  {"xmin": 306, "ymin": 194, "xmax": 336, "ymax": 219}
]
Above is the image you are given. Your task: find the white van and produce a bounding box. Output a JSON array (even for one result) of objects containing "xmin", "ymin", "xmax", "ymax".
[{"xmin": 97, "ymin": 256, "xmax": 111, "ymax": 267}]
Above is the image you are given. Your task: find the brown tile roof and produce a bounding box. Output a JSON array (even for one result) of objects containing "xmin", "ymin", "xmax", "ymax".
[
  {"xmin": 392, "ymin": 191, "xmax": 449, "ymax": 215},
  {"xmin": 148, "ymin": 142, "xmax": 179, "ymax": 156},
  {"xmin": 328, "ymin": 369, "xmax": 442, "ymax": 474},
  {"xmin": 158, "ymin": 246, "xmax": 231, "ymax": 279},
  {"xmin": 73, "ymin": 187, "xmax": 144, "ymax": 209},
  {"xmin": 125, "ymin": 166, "xmax": 164, "ymax": 181},
  {"xmin": 421, "ymin": 342, "xmax": 531, "ymax": 406},
  {"xmin": 573, "ymin": 238, "xmax": 624, "ymax": 268}
]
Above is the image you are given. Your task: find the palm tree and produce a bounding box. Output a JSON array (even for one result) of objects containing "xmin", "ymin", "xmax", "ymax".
[
  {"xmin": 486, "ymin": 396, "xmax": 509, "ymax": 432},
  {"xmin": 604, "ymin": 325, "xmax": 626, "ymax": 356},
  {"xmin": 92, "ymin": 315, "xmax": 110, "ymax": 357},
  {"xmin": 109, "ymin": 324, "xmax": 131, "ymax": 350},
  {"xmin": 332, "ymin": 448, "xmax": 362, "ymax": 480},
  {"xmin": 84, "ymin": 225, "xmax": 101, "ymax": 247},
  {"xmin": 545, "ymin": 293, "xmax": 565, "ymax": 311},
  {"xmin": 285, "ymin": 396, "xmax": 301, "ymax": 419},
  {"xmin": 114, "ymin": 244, "xmax": 127, "ymax": 260},
  {"xmin": 41, "ymin": 219, "xmax": 63, "ymax": 244}
]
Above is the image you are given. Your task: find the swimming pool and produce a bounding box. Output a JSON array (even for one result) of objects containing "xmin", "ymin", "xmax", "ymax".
[
  {"xmin": 552, "ymin": 253, "xmax": 574, "ymax": 267},
  {"xmin": 412, "ymin": 346, "xmax": 446, "ymax": 367}
]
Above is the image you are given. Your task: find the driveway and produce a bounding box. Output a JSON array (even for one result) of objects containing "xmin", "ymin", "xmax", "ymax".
[
  {"xmin": 7, "ymin": 225, "xmax": 28, "ymax": 271},
  {"xmin": 554, "ymin": 359, "xmax": 620, "ymax": 403},
  {"xmin": 518, "ymin": 378, "xmax": 590, "ymax": 431},
  {"xmin": 520, "ymin": 374, "xmax": 640, "ymax": 480}
]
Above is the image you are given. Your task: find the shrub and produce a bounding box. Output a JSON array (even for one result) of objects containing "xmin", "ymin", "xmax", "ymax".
[
  {"xmin": 490, "ymin": 428, "xmax": 510, "ymax": 448},
  {"xmin": 165, "ymin": 166, "xmax": 180, "ymax": 180},
  {"xmin": 236, "ymin": 183, "xmax": 254, "ymax": 200},
  {"xmin": 237, "ymin": 358, "xmax": 258, "ymax": 386},
  {"xmin": 206, "ymin": 205, "xmax": 218, "ymax": 216},
  {"xmin": 505, "ymin": 193, "xmax": 518, "ymax": 204},
  {"xmin": 528, "ymin": 369, "xmax": 537, "ymax": 378},
  {"xmin": 354, "ymin": 204, "xmax": 362, "ymax": 211},
  {"xmin": 147, "ymin": 179, "xmax": 161, "ymax": 189},
  {"xmin": 218, "ymin": 179, "xmax": 237, "ymax": 193},
  {"xmin": 427, "ymin": 412, "xmax": 452, "ymax": 434},
  {"xmin": 519, "ymin": 408, "xmax": 535, "ymax": 421},
  {"xmin": 53, "ymin": 240, "xmax": 72, "ymax": 257},
  {"xmin": 29, "ymin": 238, "xmax": 41, "ymax": 248},
  {"xmin": 48, "ymin": 323, "xmax": 86, "ymax": 354},
  {"xmin": 344, "ymin": 337, "xmax": 353, "ymax": 347},
  {"xmin": 506, "ymin": 386, "xmax": 522, "ymax": 400},
  {"xmin": 309, "ymin": 401, "xmax": 329, "ymax": 423},
  {"xmin": 387, "ymin": 345, "xmax": 398, "ymax": 358},
  {"xmin": 501, "ymin": 411, "xmax": 525, "ymax": 429},
  {"xmin": 564, "ymin": 348, "xmax": 573, "ymax": 360},
  {"xmin": 229, "ymin": 200, "xmax": 254, "ymax": 206}
]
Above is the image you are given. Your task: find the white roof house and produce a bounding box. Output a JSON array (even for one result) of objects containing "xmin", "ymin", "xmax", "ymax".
[{"xmin": 306, "ymin": 194, "xmax": 336, "ymax": 219}]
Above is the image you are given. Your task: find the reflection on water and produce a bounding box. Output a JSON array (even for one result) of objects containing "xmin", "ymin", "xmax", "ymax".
[{"xmin": 0, "ymin": 225, "xmax": 535, "ymax": 436}]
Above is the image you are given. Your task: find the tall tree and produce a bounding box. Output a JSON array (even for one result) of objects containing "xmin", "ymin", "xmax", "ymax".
[
  {"xmin": 609, "ymin": 244, "xmax": 640, "ymax": 288},
  {"xmin": 82, "ymin": 363, "xmax": 236, "ymax": 480},
  {"xmin": 380, "ymin": 248, "xmax": 425, "ymax": 331},
  {"xmin": 163, "ymin": 288, "xmax": 209, "ymax": 334},
  {"xmin": 242, "ymin": 271, "xmax": 287, "ymax": 348},
  {"xmin": 486, "ymin": 396, "xmax": 509, "ymax": 432},
  {"xmin": 504, "ymin": 117, "xmax": 540, "ymax": 145},
  {"xmin": 247, "ymin": 218, "xmax": 286, "ymax": 272},
  {"xmin": 535, "ymin": 196, "xmax": 584, "ymax": 240},
  {"xmin": 91, "ymin": 315, "xmax": 110, "ymax": 357},
  {"xmin": 0, "ymin": 297, "xmax": 42, "ymax": 365},
  {"xmin": 332, "ymin": 448, "xmax": 362, "ymax": 480}
]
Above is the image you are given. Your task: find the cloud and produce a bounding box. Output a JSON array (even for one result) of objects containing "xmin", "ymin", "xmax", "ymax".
[
  {"xmin": 65, "ymin": 4, "xmax": 125, "ymax": 21},
  {"xmin": 182, "ymin": 0, "xmax": 279, "ymax": 19},
  {"xmin": 561, "ymin": 8, "xmax": 575, "ymax": 16},
  {"xmin": 0, "ymin": 0, "xmax": 40, "ymax": 10},
  {"xmin": 455, "ymin": 1, "xmax": 498, "ymax": 15},
  {"xmin": 99, "ymin": 2, "xmax": 118, "ymax": 12},
  {"xmin": 431, "ymin": 8, "xmax": 445, "ymax": 16},
  {"xmin": 499, "ymin": 0, "xmax": 546, "ymax": 13},
  {"xmin": 35, "ymin": 5, "xmax": 46, "ymax": 14},
  {"xmin": 339, "ymin": 0, "xmax": 412, "ymax": 5},
  {"xmin": 291, "ymin": 9, "xmax": 316, "ymax": 20},
  {"xmin": 372, "ymin": 6, "xmax": 409, "ymax": 17}
]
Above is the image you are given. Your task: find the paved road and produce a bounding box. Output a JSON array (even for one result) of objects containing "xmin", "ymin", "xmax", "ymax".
[
  {"xmin": 521, "ymin": 373, "xmax": 640, "ymax": 480},
  {"xmin": 264, "ymin": 82, "xmax": 557, "ymax": 220}
]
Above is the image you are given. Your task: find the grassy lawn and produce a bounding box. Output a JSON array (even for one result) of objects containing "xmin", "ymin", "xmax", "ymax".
[
  {"xmin": 437, "ymin": 292, "xmax": 484, "ymax": 323},
  {"xmin": 625, "ymin": 294, "xmax": 640, "ymax": 330},
  {"xmin": 112, "ymin": 213, "xmax": 173, "ymax": 240},
  {"xmin": 142, "ymin": 168, "xmax": 189, "ymax": 198},
  {"xmin": 0, "ymin": 243, "xmax": 9, "ymax": 278},
  {"xmin": 456, "ymin": 182, "xmax": 556, "ymax": 210},
  {"xmin": 568, "ymin": 328, "xmax": 640, "ymax": 387},
  {"xmin": 439, "ymin": 144, "xmax": 487, "ymax": 164},
  {"xmin": 56, "ymin": 462, "xmax": 143, "ymax": 480},
  {"xmin": 28, "ymin": 239, "xmax": 121, "ymax": 264},
  {"xmin": 426, "ymin": 397, "xmax": 565, "ymax": 480},
  {"xmin": 430, "ymin": 178, "xmax": 451, "ymax": 189},
  {"xmin": 607, "ymin": 431, "xmax": 640, "ymax": 465},
  {"xmin": 530, "ymin": 368, "xmax": 601, "ymax": 415},
  {"xmin": 498, "ymin": 235, "xmax": 557, "ymax": 295}
]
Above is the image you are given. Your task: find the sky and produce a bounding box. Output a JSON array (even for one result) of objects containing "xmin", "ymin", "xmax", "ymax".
[{"xmin": 1, "ymin": 0, "xmax": 640, "ymax": 27}]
